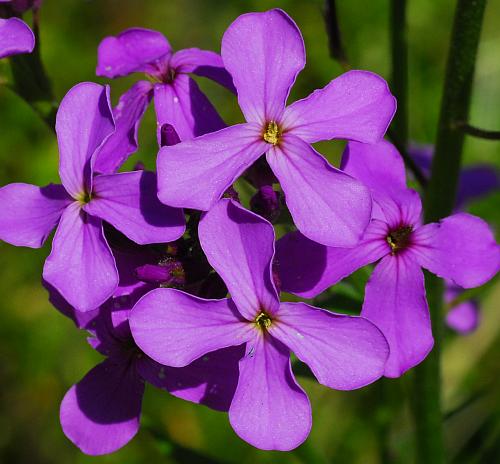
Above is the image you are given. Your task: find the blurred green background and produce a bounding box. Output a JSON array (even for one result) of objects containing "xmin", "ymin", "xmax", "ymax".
[{"xmin": 1, "ymin": 0, "xmax": 499, "ymax": 463}]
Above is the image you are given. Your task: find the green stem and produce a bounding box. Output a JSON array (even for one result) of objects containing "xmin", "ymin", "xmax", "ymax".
[
  {"xmin": 8, "ymin": 10, "xmax": 57, "ymax": 130},
  {"xmin": 390, "ymin": 0, "xmax": 408, "ymax": 150},
  {"xmin": 414, "ymin": 1, "xmax": 487, "ymax": 463}
]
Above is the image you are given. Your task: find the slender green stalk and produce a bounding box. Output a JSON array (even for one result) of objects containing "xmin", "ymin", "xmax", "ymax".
[
  {"xmin": 414, "ymin": 1, "xmax": 487, "ymax": 463},
  {"xmin": 390, "ymin": 0, "xmax": 408, "ymax": 150},
  {"xmin": 323, "ymin": 0, "xmax": 350, "ymax": 71}
]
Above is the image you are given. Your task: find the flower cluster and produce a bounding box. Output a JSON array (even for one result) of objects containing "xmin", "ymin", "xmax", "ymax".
[{"xmin": 0, "ymin": 7, "xmax": 499, "ymax": 455}]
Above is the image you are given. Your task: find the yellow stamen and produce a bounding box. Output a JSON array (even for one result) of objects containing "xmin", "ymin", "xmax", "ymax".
[
  {"xmin": 263, "ymin": 121, "xmax": 281, "ymax": 145},
  {"xmin": 255, "ymin": 311, "xmax": 273, "ymax": 331}
]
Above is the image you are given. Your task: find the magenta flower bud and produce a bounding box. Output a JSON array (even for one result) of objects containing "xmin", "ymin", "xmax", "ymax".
[
  {"xmin": 250, "ymin": 185, "xmax": 281, "ymax": 222},
  {"xmin": 160, "ymin": 123, "xmax": 181, "ymax": 147},
  {"xmin": 135, "ymin": 261, "xmax": 185, "ymax": 286}
]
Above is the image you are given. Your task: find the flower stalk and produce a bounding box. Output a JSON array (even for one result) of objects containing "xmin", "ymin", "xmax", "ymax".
[{"xmin": 415, "ymin": 1, "xmax": 487, "ymax": 463}]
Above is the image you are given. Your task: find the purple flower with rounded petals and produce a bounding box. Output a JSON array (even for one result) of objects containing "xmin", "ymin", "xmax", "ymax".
[
  {"xmin": 130, "ymin": 199, "xmax": 389, "ymax": 451},
  {"xmin": 94, "ymin": 28, "xmax": 234, "ymax": 174},
  {"xmin": 277, "ymin": 140, "xmax": 500, "ymax": 377},
  {"xmin": 60, "ymin": 297, "xmax": 242, "ymax": 456},
  {"xmin": 445, "ymin": 284, "xmax": 480, "ymax": 335},
  {"xmin": 0, "ymin": 82, "xmax": 185, "ymax": 312},
  {"xmin": 156, "ymin": 9, "xmax": 396, "ymax": 247}
]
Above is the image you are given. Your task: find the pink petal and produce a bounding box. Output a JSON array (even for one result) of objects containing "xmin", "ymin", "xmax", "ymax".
[
  {"xmin": 229, "ymin": 334, "xmax": 311, "ymax": 451},
  {"xmin": 170, "ymin": 47, "xmax": 235, "ymax": 92},
  {"xmin": 56, "ymin": 83, "xmax": 115, "ymax": 198},
  {"xmin": 267, "ymin": 134, "xmax": 372, "ymax": 247},
  {"xmin": 412, "ymin": 213, "xmax": 500, "ymax": 288},
  {"xmin": 0, "ymin": 183, "xmax": 71, "ymax": 248},
  {"xmin": 0, "ymin": 17, "xmax": 34, "ymax": 58},
  {"xmin": 221, "ymin": 9, "xmax": 305, "ymax": 123},
  {"xmin": 85, "ymin": 171, "xmax": 185, "ymax": 245},
  {"xmin": 60, "ymin": 359, "xmax": 144, "ymax": 456},
  {"xmin": 96, "ymin": 27, "xmax": 171, "ymax": 78},
  {"xmin": 199, "ymin": 199, "xmax": 280, "ymax": 319},
  {"xmin": 283, "ymin": 70, "xmax": 396, "ymax": 144},
  {"xmin": 43, "ymin": 203, "xmax": 118, "ymax": 312},
  {"xmin": 362, "ymin": 254, "xmax": 433, "ymax": 378},
  {"xmin": 272, "ymin": 302, "xmax": 389, "ymax": 389},
  {"xmin": 157, "ymin": 123, "xmax": 266, "ymax": 210},
  {"xmin": 94, "ymin": 81, "xmax": 153, "ymax": 174},
  {"xmin": 129, "ymin": 288, "xmax": 252, "ymax": 368},
  {"xmin": 153, "ymin": 74, "xmax": 225, "ymax": 141},
  {"xmin": 276, "ymin": 220, "xmax": 389, "ymax": 298},
  {"xmin": 341, "ymin": 140, "xmax": 407, "ymax": 202}
]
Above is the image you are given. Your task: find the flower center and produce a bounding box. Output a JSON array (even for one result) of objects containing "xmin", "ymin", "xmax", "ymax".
[
  {"xmin": 386, "ymin": 225, "xmax": 413, "ymax": 253},
  {"xmin": 254, "ymin": 311, "xmax": 273, "ymax": 331},
  {"xmin": 263, "ymin": 121, "xmax": 281, "ymax": 145},
  {"xmin": 76, "ymin": 191, "xmax": 92, "ymax": 205}
]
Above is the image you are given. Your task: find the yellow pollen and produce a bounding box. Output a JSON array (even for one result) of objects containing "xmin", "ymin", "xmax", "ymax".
[
  {"xmin": 76, "ymin": 191, "xmax": 92, "ymax": 205},
  {"xmin": 263, "ymin": 121, "xmax": 281, "ymax": 145},
  {"xmin": 255, "ymin": 311, "xmax": 273, "ymax": 330}
]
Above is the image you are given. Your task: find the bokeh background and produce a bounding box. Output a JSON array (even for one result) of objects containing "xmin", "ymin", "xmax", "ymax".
[{"xmin": 1, "ymin": 0, "xmax": 499, "ymax": 463}]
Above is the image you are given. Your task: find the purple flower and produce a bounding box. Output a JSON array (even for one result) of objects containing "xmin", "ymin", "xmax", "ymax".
[
  {"xmin": 94, "ymin": 28, "xmax": 235, "ymax": 174},
  {"xmin": 0, "ymin": 3, "xmax": 34, "ymax": 59},
  {"xmin": 129, "ymin": 199, "xmax": 389, "ymax": 450},
  {"xmin": 156, "ymin": 9, "xmax": 396, "ymax": 247},
  {"xmin": 0, "ymin": 82, "xmax": 185, "ymax": 312},
  {"xmin": 445, "ymin": 284, "xmax": 480, "ymax": 335},
  {"xmin": 276, "ymin": 140, "xmax": 500, "ymax": 377},
  {"xmin": 59, "ymin": 297, "xmax": 242, "ymax": 455}
]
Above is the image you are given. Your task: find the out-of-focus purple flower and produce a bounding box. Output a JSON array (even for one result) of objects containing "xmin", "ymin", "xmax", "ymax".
[
  {"xmin": 277, "ymin": 140, "xmax": 500, "ymax": 377},
  {"xmin": 445, "ymin": 284, "xmax": 480, "ymax": 334},
  {"xmin": 94, "ymin": 28, "xmax": 235, "ymax": 174},
  {"xmin": 250, "ymin": 185, "xmax": 282, "ymax": 222},
  {"xmin": 409, "ymin": 143, "xmax": 500, "ymax": 210},
  {"xmin": 1, "ymin": 0, "xmax": 42, "ymax": 13},
  {"xmin": 130, "ymin": 199, "xmax": 389, "ymax": 450},
  {"xmin": 0, "ymin": 83, "xmax": 185, "ymax": 312},
  {"xmin": 156, "ymin": 9, "xmax": 396, "ymax": 247},
  {"xmin": 0, "ymin": 13, "xmax": 34, "ymax": 59}
]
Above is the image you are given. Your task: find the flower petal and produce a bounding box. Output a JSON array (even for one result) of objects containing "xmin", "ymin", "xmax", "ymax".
[
  {"xmin": 456, "ymin": 165, "xmax": 499, "ymax": 209},
  {"xmin": 153, "ymin": 74, "xmax": 225, "ymax": 141},
  {"xmin": 130, "ymin": 288, "xmax": 252, "ymax": 368},
  {"xmin": 56, "ymin": 83, "xmax": 115, "ymax": 198},
  {"xmin": 94, "ymin": 81, "xmax": 153, "ymax": 174},
  {"xmin": 341, "ymin": 140, "xmax": 408, "ymax": 201},
  {"xmin": 43, "ymin": 203, "xmax": 118, "ymax": 312},
  {"xmin": 85, "ymin": 170, "xmax": 185, "ymax": 245},
  {"xmin": 282, "ymin": 70, "xmax": 396, "ymax": 144},
  {"xmin": 445, "ymin": 299, "xmax": 479, "ymax": 335},
  {"xmin": 362, "ymin": 254, "xmax": 433, "ymax": 378},
  {"xmin": 0, "ymin": 17, "xmax": 34, "ymax": 58},
  {"xmin": 229, "ymin": 334, "xmax": 311, "ymax": 451},
  {"xmin": 199, "ymin": 199, "xmax": 280, "ymax": 318},
  {"xmin": 170, "ymin": 48, "xmax": 236, "ymax": 92},
  {"xmin": 267, "ymin": 134, "xmax": 372, "ymax": 247},
  {"xmin": 271, "ymin": 302, "xmax": 389, "ymax": 389},
  {"xmin": 137, "ymin": 346, "xmax": 243, "ymax": 412},
  {"xmin": 276, "ymin": 221, "xmax": 389, "ymax": 298},
  {"xmin": 221, "ymin": 9, "xmax": 305, "ymax": 123},
  {"xmin": 412, "ymin": 213, "xmax": 500, "ymax": 288},
  {"xmin": 96, "ymin": 27, "xmax": 171, "ymax": 78},
  {"xmin": 60, "ymin": 359, "xmax": 144, "ymax": 456},
  {"xmin": 0, "ymin": 183, "xmax": 71, "ymax": 248},
  {"xmin": 157, "ymin": 123, "xmax": 266, "ymax": 210}
]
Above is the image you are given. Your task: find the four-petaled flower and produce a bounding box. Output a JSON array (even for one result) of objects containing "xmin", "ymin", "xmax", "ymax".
[
  {"xmin": 156, "ymin": 8, "xmax": 396, "ymax": 247},
  {"xmin": 277, "ymin": 140, "xmax": 500, "ymax": 377},
  {"xmin": 130, "ymin": 199, "xmax": 389, "ymax": 450},
  {"xmin": 94, "ymin": 27, "xmax": 235, "ymax": 174},
  {"xmin": 0, "ymin": 82, "xmax": 185, "ymax": 312}
]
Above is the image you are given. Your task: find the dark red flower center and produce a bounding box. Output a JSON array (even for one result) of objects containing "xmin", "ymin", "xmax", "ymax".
[{"xmin": 386, "ymin": 225, "xmax": 413, "ymax": 253}]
